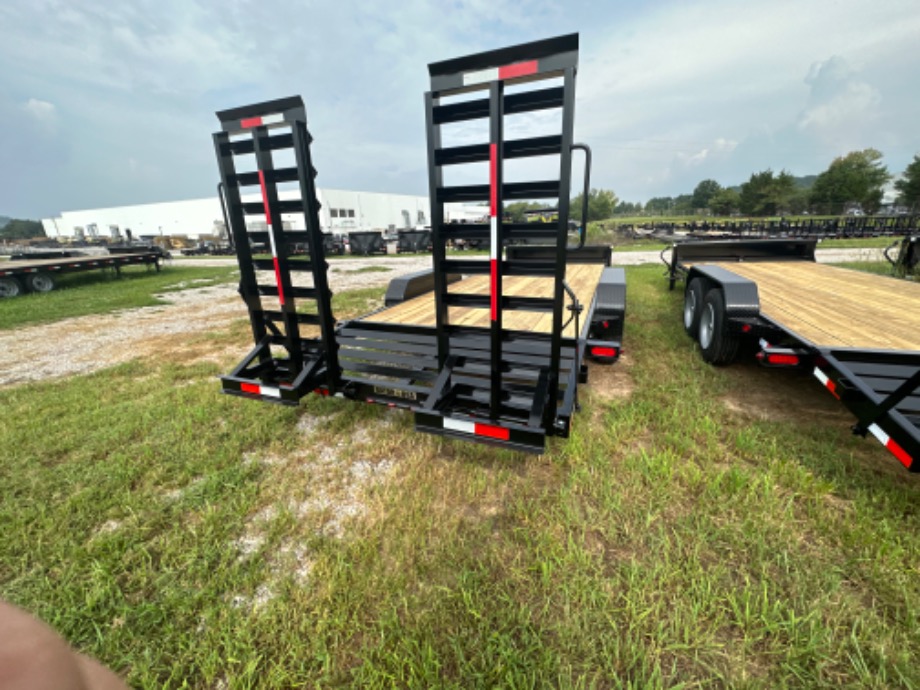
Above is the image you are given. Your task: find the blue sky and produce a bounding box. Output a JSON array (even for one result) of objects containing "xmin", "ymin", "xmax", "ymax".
[{"xmin": 1, "ymin": 0, "xmax": 918, "ymax": 218}]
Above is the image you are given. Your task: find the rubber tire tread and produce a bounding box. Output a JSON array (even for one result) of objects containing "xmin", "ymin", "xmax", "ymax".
[
  {"xmin": 26, "ymin": 272, "xmax": 55, "ymax": 293},
  {"xmin": 699, "ymin": 288, "xmax": 740, "ymax": 365},
  {"xmin": 683, "ymin": 277, "xmax": 707, "ymax": 338},
  {"xmin": 0, "ymin": 277, "xmax": 23, "ymax": 298}
]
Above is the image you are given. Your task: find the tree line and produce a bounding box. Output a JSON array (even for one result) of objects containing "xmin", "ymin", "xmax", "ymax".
[
  {"xmin": 607, "ymin": 149, "xmax": 920, "ymax": 218},
  {"xmin": 0, "ymin": 218, "xmax": 45, "ymax": 240}
]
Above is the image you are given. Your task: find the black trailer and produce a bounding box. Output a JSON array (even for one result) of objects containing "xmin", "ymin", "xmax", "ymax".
[
  {"xmin": 667, "ymin": 238, "xmax": 920, "ymax": 471},
  {"xmin": 211, "ymin": 34, "xmax": 626, "ymax": 453},
  {"xmin": 0, "ymin": 250, "xmax": 164, "ymax": 298},
  {"xmin": 396, "ymin": 229, "xmax": 431, "ymax": 253},
  {"xmin": 348, "ymin": 231, "xmax": 387, "ymax": 256}
]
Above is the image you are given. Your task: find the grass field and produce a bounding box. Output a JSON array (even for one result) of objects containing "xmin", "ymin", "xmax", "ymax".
[
  {"xmin": 2, "ymin": 265, "xmax": 918, "ymax": 688},
  {"xmin": 0, "ymin": 265, "xmax": 238, "ymax": 330}
]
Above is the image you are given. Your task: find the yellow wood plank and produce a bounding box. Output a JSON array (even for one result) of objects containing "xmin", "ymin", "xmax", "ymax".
[
  {"xmin": 369, "ymin": 263, "xmax": 605, "ymax": 338},
  {"xmin": 707, "ymin": 261, "xmax": 920, "ymax": 350}
]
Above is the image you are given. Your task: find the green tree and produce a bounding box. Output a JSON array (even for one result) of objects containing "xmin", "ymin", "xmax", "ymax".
[
  {"xmin": 503, "ymin": 201, "xmax": 544, "ymax": 223},
  {"xmin": 570, "ymin": 188, "xmax": 618, "ymax": 222},
  {"xmin": 708, "ymin": 188, "xmax": 741, "ymax": 216},
  {"xmin": 809, "ymin": 148, "xmax": 890, "ymax": 214},
  {"xmin": 788, "ymin": 188, "xmax": 812, "ymax": 215},
  {"xmin": 644, "ymin": 197, "xmax": 674, "ymax": 215},
  {"xmin": 614, "ymin": 201, "xmax": 642, "ymax": 215},
  {"xmin": 672, "ymin": 194, "xmax": 694, "ymax": 215},
  {"xmin": 0, "ymin": 219, "xmax": 46, "ymax": 240},
  {"xmin": 739, "ymin": 169, "xmax": 796, "ymax": 216},
  {"xmin": 894, "ymin": 154, "xmax": 920, "ymax": 212},
  {"xmin": 691, "ymin": 179, "xmax": 722, "ymax": 210}
]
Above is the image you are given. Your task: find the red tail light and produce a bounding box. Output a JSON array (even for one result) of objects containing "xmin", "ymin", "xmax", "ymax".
[{"xmin": 591, "ymin": 346, "xmax": 618, "ymax": 358}]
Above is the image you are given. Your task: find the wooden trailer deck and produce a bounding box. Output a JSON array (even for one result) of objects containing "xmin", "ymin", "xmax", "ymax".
[
  {"xmin": 2, "ymin": 255, "xmax": 116, "ymax": 271},
  {"xmin": 366, "ymin": 263, "xmax": 606, "ymax": 338},
  {"xmin": 708, "ymin": 261, "xmax": 920, "ymax": 351}
]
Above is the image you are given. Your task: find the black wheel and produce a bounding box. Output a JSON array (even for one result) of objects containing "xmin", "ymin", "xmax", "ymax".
[
  {"xmin": 0, "ymin": 277, "xmax": 23, "ymax": 298},
  {"xmin": 683, "ymin": 277, "xmax": 706, "ymax": 337},
  {"xmin": 698, "ymin": 288, "xmax": 740, "ymax": 365},
  {"xmin": 26, "ymin": 272, "xmax": 55, "ymax": 293}
]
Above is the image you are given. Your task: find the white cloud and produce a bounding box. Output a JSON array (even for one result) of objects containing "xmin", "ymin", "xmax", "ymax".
[
  {"xmin": 0, "ymin": 0, "xmax": 919, "ymax": 216},
  {"xmin": 23, "ymin": 98, "xmax": 56, "ymax": 124}
]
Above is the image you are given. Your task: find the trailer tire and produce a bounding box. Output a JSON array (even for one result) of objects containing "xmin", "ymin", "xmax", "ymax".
[
  {"xmin": 683, "ymin": 278, "xmax": 706, "ymax": 337},
  {"xmin": 26, "ymin": 272, "xmax": 55, "ymax": 293},
  {"xmin": 698, "ymin": 288, "xmax": 739, "ymax": 365},
  {"xmin": 0, "ymin": 277, "xmax": 23, "ymax": 298}
]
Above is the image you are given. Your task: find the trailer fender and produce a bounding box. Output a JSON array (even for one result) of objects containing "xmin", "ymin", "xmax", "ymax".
[
  {"xmin": 384, "ymin": 269, "xmax": 461, "ymax": 306},
  {"xmin": 686, "ymin": 265, "xmax": 760, "ymax": 320},
  {"xmin": 589, "ymin": 267, "xmax": 626, "ymax": 341}
]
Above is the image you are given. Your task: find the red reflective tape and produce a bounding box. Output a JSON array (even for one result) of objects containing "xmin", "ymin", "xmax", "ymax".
[
  {"xmin": 591, "ymin": 346, "xmax": 617, "ymax": 358},
  {"xmin": 474, "ymin": 423, "xmax": 510, "ymax": 441},
  {"xmin": 887, "ymin": 439, "xmax": 912, "ymax": 468},
  {"xmin": 825, "ymin": 380, "xmax": 840, "ymax": 400},
  {"xmin": 489, "ymin": 143, "xmax": 498, "ymax": 216},
  {"xmin": 258, "ymin": 170, "xmax": 272, "ymax": 225},
  {"xmin": 241, "ymin": 116, "xmax": 263, "ymax": 128},
  {"xmin": 490, "ymin": 258, "xmax": 498, "ymax": 321},
  {"xmin": 767, "ymin": 353, "xmax": 799, "ymax": 366},
  {"xmin": 273, "ymin": 256, "xmax": 285, "ymax": 305},
  {"xmin": 241, "ymin": 382, "xmax": 260, "ymax": 394},
  {"xmin": 498, "ymin": 60, "xmax": 538, "ymax": 80}
]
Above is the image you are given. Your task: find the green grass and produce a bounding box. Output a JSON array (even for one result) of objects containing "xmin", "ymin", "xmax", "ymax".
[
  {"xmin": 818, "ymin": 237, "xmax": 903, "ymax": 249},
  {"xmin": 2, "ymin": 267, "xmax": 920, "ymax": 688},
  {"xmin": 0, "ymin": 265, "xmax": 238, "ymax": 330},
  {"xmin": 830, "ymin": 261, "xmax": 897, "ymax": 276}
]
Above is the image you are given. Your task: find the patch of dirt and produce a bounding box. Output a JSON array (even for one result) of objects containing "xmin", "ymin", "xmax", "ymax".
[
  {"xmin": 586, "ymin": 354, "xmax": 636, "ymax": 401},
  {"xmin": 227, "ymin": 414, "xmax": 399, "ymax": 612},
  {"xmin": 584, "ymin": 355, "xmax": 636, "ymax": 426},
  {"xmin": 2, "ymin": 256, "xmax": 432, "ymax": 387},
  {"xmin": 720, "ymin": 363, "xmax": 853, "ymax": 425}
]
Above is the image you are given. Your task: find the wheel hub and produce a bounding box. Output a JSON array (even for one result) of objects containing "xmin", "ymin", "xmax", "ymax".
[{"xmin": 699, "ymin": 303, "xmax": 715, "ymax": 349}]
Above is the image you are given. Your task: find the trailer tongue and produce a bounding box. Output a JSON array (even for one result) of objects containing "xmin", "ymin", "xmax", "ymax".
[{"xmin": 212, "ymin": 34, "xmax": 626, "ymax": 453}]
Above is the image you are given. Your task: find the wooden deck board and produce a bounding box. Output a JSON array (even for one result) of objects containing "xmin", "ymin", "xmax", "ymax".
[
  {"xmin": 367, "ymin": 263, "xmax": 605, "ymax": 338},
  {"xmin": 708, "ymin": 261, "xmax": 920, "ymax": 350}
]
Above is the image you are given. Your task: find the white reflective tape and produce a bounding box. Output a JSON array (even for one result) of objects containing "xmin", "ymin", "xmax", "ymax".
[
  {"xmin": 262, "ymin": 113, "xmax": 284, "ymax": 125},
  {"xmin": 813, "ymin": 367, "xmax": 829, "ymax": 386},
  {"xmin": 260, "ymin": 386, "xmax": 281, "ymax": 399},
  {"xmin": 462, "ymin": 67, "xmax": 499, "ymax": 86},
  {"xmin": 490, "ymin": 216, "xmax": 498, "ymax": 260},
  {"xmin": 867, "ymin": 423, "xmax": 890, "ymax": 447},
  {"xmin": 444, "ymin": 417, "xmax": 475, "ymax": 434}
]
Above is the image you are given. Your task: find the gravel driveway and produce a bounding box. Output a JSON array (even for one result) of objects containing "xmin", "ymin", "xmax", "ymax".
[
  {"xmin": 0, "ymin": 249, "xmax": 886, "ymax": 386},
  {"xmin": 0, "ymin": 256, "xmax": 431, "ymax": 386}
]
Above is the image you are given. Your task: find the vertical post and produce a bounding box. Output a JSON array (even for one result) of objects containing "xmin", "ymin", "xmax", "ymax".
[
  {"xmin": 292, "ymin": 120, "xmax": 340, "ymax": 390},
  {"xmin": 489, "ymin": 81, "xmax": 505, "ymax": 419},
  {"xmin": 544, "ymin": 66, "xmax": 577, "ymax": 430},
  {"xmin": 253, "ymin": 126, "xmax": 303, "ymax": 371},
  {"xmin": 213, "ymin": 131, "xmax": 267, "ymax": 351},
  {"xmin": 425, "ymin": 92, "xmax": 449, "ymax": 368}
]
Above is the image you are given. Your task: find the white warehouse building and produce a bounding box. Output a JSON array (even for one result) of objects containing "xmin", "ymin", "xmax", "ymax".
[{"xmin": 41, "ymin": 189, "xmax": 487, "ymax": 241}]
